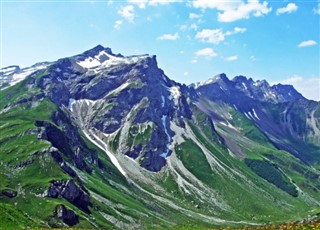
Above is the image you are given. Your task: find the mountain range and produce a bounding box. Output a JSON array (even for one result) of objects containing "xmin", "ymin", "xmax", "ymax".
[{"xmin": 0, "ymin": 45, "xmax": 319, "ymax": 229}]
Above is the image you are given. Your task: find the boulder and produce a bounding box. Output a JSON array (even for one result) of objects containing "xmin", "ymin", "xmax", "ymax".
[
  {"xmin": 1, "ymin": 189, "xmax": 17, "ymax": 198},
  {"xmin": 54, "ymin": 204, "xmax": 79, "ymax": 226}
]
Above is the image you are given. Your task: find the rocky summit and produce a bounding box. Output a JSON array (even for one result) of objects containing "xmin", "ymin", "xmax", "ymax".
[{"xmin": 0, "ymin": 45, "xmax": 319, "ymax": 229}]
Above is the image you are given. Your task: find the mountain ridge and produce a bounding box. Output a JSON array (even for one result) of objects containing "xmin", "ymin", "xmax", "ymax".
[
  {"xmin": 0, "ymin": 45, "xmax": 319, "ymax": 229},
  {"xmin": 1, "ymin": 44, "xmax": 312, "ymax": 102}
]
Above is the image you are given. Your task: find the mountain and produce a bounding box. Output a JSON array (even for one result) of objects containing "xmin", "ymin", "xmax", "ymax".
[{"xmin": 0, "ymin": 45, "xmax": 319, "ymax": 229}]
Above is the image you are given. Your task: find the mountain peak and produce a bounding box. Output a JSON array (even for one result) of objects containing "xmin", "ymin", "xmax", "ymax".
[
  {"xmin": 272, "ymin": 83, "xmax": 305, "ymax": 101},
  {"xmin": 72, "ymin": 45, "xmax": 153, "ymax": 70},
  {"xmin": 91, "ymin": 44, "xmax": 105, "ymax": 52},
  {"xmin": 214, "ymin": 73, "xmax": 228, "ymax": 82},
  {"xmin": 193, "ymin": 73, "xmax": 230, "ymax": 88},
  {"xmin": 254, "ymin": 79, "xmax": 269, "ymax": 87},
  {"xmin": 232, "ymin": 75, "xmax": 254, "ymax": 84},
  {"xmin": 81, "ymin": 45, "xmax": 116, "ymax": 59}
]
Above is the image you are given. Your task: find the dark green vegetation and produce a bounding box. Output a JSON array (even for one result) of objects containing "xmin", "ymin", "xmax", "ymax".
[{"xmin": 245, "ymin": 159, "xmax": 298, "ymax": 197}]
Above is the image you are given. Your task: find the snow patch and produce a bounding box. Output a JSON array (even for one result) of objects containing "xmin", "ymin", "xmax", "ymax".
[
  {"xmin": 252, "ymin": 108, "xmax": 260, "ymax": 120},
  {"xmin": 78, "ymin": 50, "xmax": 149, "ymax": 70},
  {"xmin": 244, "ymin": 112, "xmax": 251, "ymax": 120},
  {"xmin": 168, "ymin": 86, "xmax": 181, "ymax": 105},
  {"xmin": 161, "ymin": 95, "xmax": 165, "ymax": 108},
  {"xmin": 194, "ymin": 77, "xmax": 220, "ymax": 89},
  {"xmin": 77, "ymin": 57, "xmax": 101, "ymax": 68},
  {"xmin": 171, "ymin": 86, "xmax": 181, "ymax": 98},
  {"xmin": 160, "ymin": 115, "xmax": 171, "ymax": 158},
  {"xmin": 0, "ymin": 66, "xmax": 17, "ymax": 75},
  {"xmin": 219, "ymin": 121, "xmax": 237, "ymax": 131},
  {"xmin": 7, "ymin": 64, "xmax": 48, "ymax": 87},
  {"xmin": 247, "ymin": 111, "xmax": 255, "ymax": 120},
  {"xmin": 242, "ymin": 82, "xmax": 247, "ymax": 90},
  {"xmin": 68, "ymin": 98, "xmax": 76, "ymax": 111},
  {"xmin": 83, "ymin": 130, "xmax": 127, "ymax": 177},
  {"xmin": 204, "ymin": 78, "xmax": 215, "ymax": 85},
  {"xmin": 105, "ymin": 82, "xmax": 130, "ymax": 98},
  {"xmin": 233, "ymin": 104, "xmax": 238, "ymax": 110}
]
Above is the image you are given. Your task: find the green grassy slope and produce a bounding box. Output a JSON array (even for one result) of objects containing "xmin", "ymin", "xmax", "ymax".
[{"xmin": 1, "ymin": 74, "xmax": 319, "ymax": 229}]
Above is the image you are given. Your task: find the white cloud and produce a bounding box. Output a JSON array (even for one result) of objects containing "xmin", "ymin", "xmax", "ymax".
[
  {"xmin": 218, "ymin": 2, "xmax": 272, "ymax": 22},
  {"xmin": 314, "ymin": 3, "xmax": 320, "ymax": 15},
  {"xmin": 128, "ymin": 0, "xmax": 173, "ymax": 7},
  {"xmin": 225, "ymin": 55, "xmax": 238, "ymax": 61},
  {"xmin": 195, "ymin": 29, "xmax": 226, "ymax": 44},
  {"xmin": 298, "ymin": 40, "xmax": 317, "ymax": 48},
  {"xmin": 157, "ymin": 32, "xmax": 179, "ymax": 40},
  {"xmin": 272, "ymin": 75, "xmax": 320, "ymax": 101},
  {"xmin": 128, "ymin": 0, "xmax": 146, "ymax": 8},
  {"xmin": 276, "ymin": 3, "xmax": 298, "ymax": 15},
  {"xmin": 191, "ymin": 59, "xmax": 198, "ymax": 63},
  {"xmin": 234, "ymin": 27, "xmax": 247, "ymax": 33},
  {"xmin": 195, "ymin": 27, "xmax": 247, "ymax": 44},
  {"xmin": 192, "ymin": 0, "xmax": 272, "ymax": 22},
  {"xmin": 189, "ymin": 13, "xmax": 202, "ymax": 19},
  {"xmin": 192, "ymin": 1, "xmax": 241, "ymax": 11},
  {"xmin": 118, "ymin": 5, "xmax": 135, "ymax": 22},
  {"xmin": 184, "ymin": 71, "xmax": 189, "ymax": 76},
  {"xmin": 114, "ymin": 20, "xmax": 123, "ymax": 29},
  {"xmin": 195, "ymin": 48, "xmax": 217, "ymax": 57}
]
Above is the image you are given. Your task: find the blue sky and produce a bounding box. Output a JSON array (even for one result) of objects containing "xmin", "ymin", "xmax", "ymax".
[{"xmin": 1, "ymin": 0, "xmax": 320, "ymax": 100}]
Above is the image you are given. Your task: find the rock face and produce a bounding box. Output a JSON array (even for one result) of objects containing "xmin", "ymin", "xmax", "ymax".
[
  {"xmin": 35, "ymin": 109, "xmax": 103, "ymax": 173},
  {"xmin": 31, "ymin": 45, "xmax": 195, "ymax": 172},
  {"xmin": 193, "ymin": 74, "xmax": 319, "ymax": 164},
  {"xmin": 7, "ymin": 45, "xmax": 316, "ymax": 172},
  {"xmin": 1, "ymin": 45, "xmax": 318, "ymax": 172},
  {"xmin": 54, "ymin": 204, "xmax": 79, "ymax": 226},
  {"xmin": 194, "ymin": 74, "xmax": 305, "ymax": 104},
  {"xmin": 47, "ymin": 180, "xmax": 91, "ymax": 212}
]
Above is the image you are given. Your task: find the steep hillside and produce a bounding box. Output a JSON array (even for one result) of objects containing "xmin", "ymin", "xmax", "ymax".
[{"xmin": 0, "ymin": 45, "xmax": 319, "ymax": 229}]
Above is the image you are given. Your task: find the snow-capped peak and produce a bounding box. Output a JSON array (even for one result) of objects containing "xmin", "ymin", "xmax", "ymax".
[
  {"xmin": 77, "ymin": 48, "xmax": 150, "ymax": 70},
  {"xmin": 0, "ymin": 63, "xmax": 49, "ymax": 90}
]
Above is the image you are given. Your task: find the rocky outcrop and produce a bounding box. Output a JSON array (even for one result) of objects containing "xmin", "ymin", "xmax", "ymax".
[
  {"xmin": 54, "ymin": 204, "xmax": 79, "ymax": 226},
  {"xmin": 47, "ymin": 179, "xmax": 91, "ymax": 212},
  {"xmin": 49, "ymin": 147, "xmax": 77, "ymax": 177},
  {"xmin": 1, "ymin": 189, "xmax": 17, "ymax": 198},
  {"xmin": 35, "ymin": 118, "xmax": 94, "ymax": 173}
]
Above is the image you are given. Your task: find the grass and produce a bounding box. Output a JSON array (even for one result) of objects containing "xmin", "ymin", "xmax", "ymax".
[
  {"xmin": 174, "ymin": 115, "xmax": 316, "ymax": 223},
  {"xmin": 175, "ymin": 139, "xmax": 213, "ymax": 186},
  {"xmin": 128, "ymin": 122, "xmax": 156, "ymax": 146},
  {"xmin": 229, "ymin": 110, "xmax": 271, "ymax": 146},
  {"xmin": 0, "ymin": 203, "xmax": 39, "ymax": 229}
]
